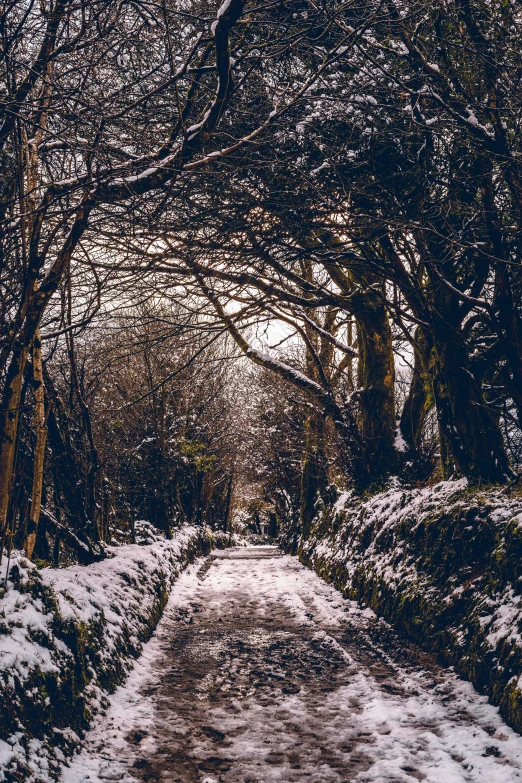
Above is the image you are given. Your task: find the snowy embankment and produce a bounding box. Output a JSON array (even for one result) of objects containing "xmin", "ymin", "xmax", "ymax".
[
  {"xmin": 0, "ymin": 523, "xmax": 236, "ymax": 783},
  {"xmin": 292, "ymin": 479, "xmax": 522, "ymax": 734},
  {"xmin": 63, "ymin": 547, "xmax": 522, "ymax": 783}
]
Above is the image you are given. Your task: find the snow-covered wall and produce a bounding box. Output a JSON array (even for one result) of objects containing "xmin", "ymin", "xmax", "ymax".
[
  {"xmin": 0, "ymin": 523, "xmax": 236, "ymax": 782},
  {"xmin": 291, "ymin": 480, "xmax": 522, "ymax": 735}
]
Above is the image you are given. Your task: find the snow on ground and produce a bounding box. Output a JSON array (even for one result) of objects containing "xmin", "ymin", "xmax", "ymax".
[
  {"xmin": 62, "ymin": 546, "xmax": 522, "ymax": 783},
  {"xmin": 0, "ymin": 524, "xmax": 234, "ymax": 783},
  {"xmin": 298, "ymin": 477, "xmax": 522, "ymax": 732}
]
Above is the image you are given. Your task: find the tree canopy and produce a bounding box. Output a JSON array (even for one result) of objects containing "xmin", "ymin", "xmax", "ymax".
[{"xmin": 2, "ymin": 0, "xmax": 522, "ymax": 562}]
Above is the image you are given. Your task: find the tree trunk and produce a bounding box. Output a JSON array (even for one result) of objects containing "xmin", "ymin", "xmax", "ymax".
[
  {"xmin": 43, "ymin": 365, "xmax": 92, "ymax": 535},
  {"xmin": 24, "ymin": 330, "xmax": 48, "ymax": 560},
  {"xmin": 380, "ymin": 233, "xmax": 510, "ymax": 485},
  {"xmin": 321, "ymin": 251, "xmax": 397, "ymax": 489},
  {"xmin": 480, "ymin": 162, "xmax": 522, "ymax": 429},
  {"xmin": 400, "ymin": 329, "xmax": 433, "ymax": 453},
  {"xmin": 0, "ymin": 344, "xmax": 29, "ymax": 551},
  {"xmin": 352, "ymin": 285, "xmax": 397, "ymax": 489},
  {"xmin": 430, "ymin": 325, "xmax": 511, "ymax": 483},
  {"xmin": 300, "ymin": 412, "xmax": 328, "ymax": 538},
  {"xmin": 66, "ymin": 330, "xmax": 100, "ymax": 540},
  {"xmin": 223, "ymin": 475, "xmax": 233, "ymax": 532}
]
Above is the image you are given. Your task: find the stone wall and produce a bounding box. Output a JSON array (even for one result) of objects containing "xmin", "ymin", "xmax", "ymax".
[{"xmin": 287, "ymin": 480, "xmax": 522, "ymax": 734}]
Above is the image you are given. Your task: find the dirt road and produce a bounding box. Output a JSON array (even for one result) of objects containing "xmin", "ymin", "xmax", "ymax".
[{"xmin": 65, "ymin": 546, "xmax": 522, "ymax": 782}]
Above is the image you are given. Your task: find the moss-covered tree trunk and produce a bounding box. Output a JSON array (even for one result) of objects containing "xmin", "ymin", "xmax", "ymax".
[
  {"xmin": 300, "ymin": 412, "xmax": 328, "ymax": 538},
  {"xmin": 24, "ymin": 331, "xmax": 48, "ymax": 560},
  {"xmin": 400, "ymin": 328, "xmax": 437, "ymax": 456},
  {"xmin": 352, "ymin": 284, "xmax": 397, "ymax": 490},
  {"xmin": 381, "ymin": 233, "xmax": 511, "ymax": 485},
  {"xmin": 300, "ymin": 308, "xmax": 330, "ymax": 536},
  {"xmin": 430, "ymin": 323, "xmax": 511, "ymax": 484},
  {"xmin": 321, "ymin": 250, "xmax": 397, "ymax": 491},
  {"xmin": 0, "ymin": 344, "xmax": 29, "ymax": 553},
  {"xmin": 400, "ymin": 333, "xmax": 431, "ymax": 454}
]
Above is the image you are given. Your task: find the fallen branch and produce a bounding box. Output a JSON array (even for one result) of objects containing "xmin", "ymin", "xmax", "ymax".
[{"xmin": 40, "ymin": 507, "xmax": 106, "ymax": 565}]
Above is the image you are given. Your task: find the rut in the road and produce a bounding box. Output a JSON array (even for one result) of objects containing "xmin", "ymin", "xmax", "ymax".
[{"xmin": 66, "ymin": 547, "xmax": 522, "ymax": 783}]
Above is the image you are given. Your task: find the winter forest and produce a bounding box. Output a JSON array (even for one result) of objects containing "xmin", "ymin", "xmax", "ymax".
[{"xmin": 4, "ymin": 0, "xmax": 522, "ymax": 781}]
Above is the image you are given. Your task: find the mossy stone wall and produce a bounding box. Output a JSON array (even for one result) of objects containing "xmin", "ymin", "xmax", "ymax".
[{"xmin": 289, "ymin": 483, "xmax": 522, "ymax": 734}]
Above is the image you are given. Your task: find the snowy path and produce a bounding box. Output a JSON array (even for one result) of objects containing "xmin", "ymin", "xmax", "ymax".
[{"xmin": 64, "ymin": 546, "xmax": 522, "ymax": 783}]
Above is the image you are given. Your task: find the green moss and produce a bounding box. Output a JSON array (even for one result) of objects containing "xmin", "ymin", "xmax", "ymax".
[
  {"xmin": 290, "ymin": 486, "xmax": 522, "ymax": 734},
  {"xmin": 0, "ymin": 528, "xmax": 235, "ymax": 782}
]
